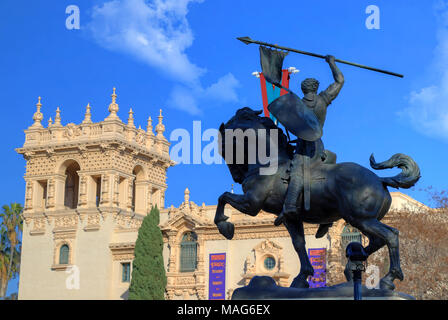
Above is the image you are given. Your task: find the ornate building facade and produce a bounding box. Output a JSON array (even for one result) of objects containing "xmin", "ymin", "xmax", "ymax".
[{"xmin": 16, "ymin": 90, "xmax": 430, "ymax": 299}]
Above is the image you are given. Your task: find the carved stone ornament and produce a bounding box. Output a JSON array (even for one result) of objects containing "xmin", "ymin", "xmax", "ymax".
[{"xmin": 64, "ymin": 123, "xmax": 82, "ymax": 140}]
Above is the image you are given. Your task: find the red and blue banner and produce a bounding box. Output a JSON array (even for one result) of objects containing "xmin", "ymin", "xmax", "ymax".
[
  {"xmin": 209, "ymin": 253, "xmax": 226, "ymax": 300},
  {"xmin": 260, "ymin": 69, "xmax": 291, "ymax": 122},
  {"xmin": 307, "ymin": 248, "xmax": 326, "ymax": 288}
]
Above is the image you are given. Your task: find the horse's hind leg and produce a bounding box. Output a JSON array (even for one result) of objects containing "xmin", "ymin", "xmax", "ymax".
[
  {"xmin": 284, "ymin": 219, "xmax": 314, "ymax": 288},
  {"xmin": 356, "ymin": 219, "xmax": 403, "ymax": 290},
  {"xmin": 214, "ymin": 191, "xmax": 264, "ymax": 240}
]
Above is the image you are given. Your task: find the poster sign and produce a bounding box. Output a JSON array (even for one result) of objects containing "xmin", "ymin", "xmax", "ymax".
[
  {"xmin": 308, "ymin": 248, "xmax": 326, "ymax": 288},
  {"xmin": 209, "ymin": 253, "xmax": 226, "ymax": 300}
]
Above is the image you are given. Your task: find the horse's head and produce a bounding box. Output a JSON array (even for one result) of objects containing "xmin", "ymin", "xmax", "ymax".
[
  {"xmin": 218, "ymin": 107, "xmax": 292, "ymax": 184},
  {"xmin": 221, "ymin": 107, "xmax": 264, "ymax": 132}
]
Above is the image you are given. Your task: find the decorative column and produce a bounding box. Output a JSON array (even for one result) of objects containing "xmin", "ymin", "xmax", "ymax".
[
  {"xmin": 167, "ymin": 231, "xmax": 178, "ymax": 273},
  {"xmin": 134, "ymin": 180, "xmax": 148, "ymax": 214},
  {"xmin": 127, "ymin": 177, "xmax": 134, "ymax": 211},
  {"xmin": 46, "ymin": 178, "xmax": 55, "ymax": 209},
  {"xmin": 100, "ymin": 174, "xmax": 110, "ymax": 206},
  {"xmin": 78, "ymin": 174, "xmax": 88, "ymax": 208},
  {"xmin": 112, "ymin": 174, "xmax": 120, "ymax": 207},
  {"xmin": 24, "ymin": 179, "xmax": 33, "ymax": 213},
  {"xmin": 160, "ymin": 187, "xmax": 166, "ymax": 209},
  {"xmin": 53, "ymin": 174, "xmax": 67, "ymax": 210},
  {"xmin": 147, "ymin": 184, "xmax": 153, "ymax": 211}
]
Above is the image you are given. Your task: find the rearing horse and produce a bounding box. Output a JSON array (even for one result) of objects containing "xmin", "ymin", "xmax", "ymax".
[{"xmin": 214, "ymin": 107, "xmax": 420, "ymax": 290}]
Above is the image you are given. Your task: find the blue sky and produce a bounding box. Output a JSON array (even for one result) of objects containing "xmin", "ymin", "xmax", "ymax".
[{"xmin": 0, "ymin": 0, "xmax": 447, "ymax": 295}]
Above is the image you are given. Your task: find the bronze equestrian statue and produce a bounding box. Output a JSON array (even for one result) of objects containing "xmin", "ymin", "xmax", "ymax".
[
  {"xmin": 215, "ymin": 108, "xmax": 420, "ymax": 290},
  {"xmin": 215, "ymin": 40, "xmax": 417, "ymax": 291}
]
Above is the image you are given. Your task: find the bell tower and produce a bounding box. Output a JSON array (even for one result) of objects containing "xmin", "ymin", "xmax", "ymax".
[
  {"xmin": 15, "ymin": 89, "xmax": 174, "ymax": 299},
  {"xmin": 16, "ymin": 88, "xmax": 173, "ymax": 217}
]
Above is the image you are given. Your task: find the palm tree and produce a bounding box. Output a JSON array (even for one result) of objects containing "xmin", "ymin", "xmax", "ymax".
[
  {"xmin": 0, "ymin": 203, "xmax": 23, "ymax": 298},
  {"xmin": 0, "ymin": 231, "xmax": 10, "ymax": 298}
]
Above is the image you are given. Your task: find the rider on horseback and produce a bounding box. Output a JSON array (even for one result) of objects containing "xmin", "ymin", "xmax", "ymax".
[{"xmin": 259, "ymin": 48, "xmax": 344, "ymax": 229}]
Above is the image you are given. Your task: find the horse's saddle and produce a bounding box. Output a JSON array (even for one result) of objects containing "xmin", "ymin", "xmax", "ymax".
[
  {"xmin": 282, "ymin": 149, "xmax": 337, "ymax": 209},
  {"xmin": 283, "ymin": 149, "xmax": 336, "ymax": 179}
]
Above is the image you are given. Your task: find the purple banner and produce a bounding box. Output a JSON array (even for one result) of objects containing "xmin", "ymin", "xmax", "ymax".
[
  {"xmin": 209, "ymin": 253, "xmax": 226, "ymax": 300},
  {"xmin": 308, "ymin": 248, "xmax": 326, "ymax": 288}
]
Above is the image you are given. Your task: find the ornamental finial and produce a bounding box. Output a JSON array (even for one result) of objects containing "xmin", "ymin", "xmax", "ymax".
[
  {"xmin": 106, "ymin": 87, "xmax": 120, "ymax": 120},
  {"xmin": 184, "ymin": 188, "xmax": 190, "ymax": 204},
  {"xmin": 112, "ymin": 87, "xmax": 117, "ymax": 103},
  {"xmin": 147, "ymin": 116, "xmax": 153, "ymax": 134},
  {"xmin": 54, "ymin": 107, "xmax": 62, "ymax": 127},
  {"xmin": 31, "ymin": 96, "xmax": 44, "ymax": 128},
  {"xmin": 127, "ymin": 108, "xmax": 135, "ymax": 128},
  {"xmin": 82, "ymin": 103, "xmax": 92, "ymax": 124},
  {"xmin": 156, "ymin": 109, "xmax": 165, "ymax": 137}
]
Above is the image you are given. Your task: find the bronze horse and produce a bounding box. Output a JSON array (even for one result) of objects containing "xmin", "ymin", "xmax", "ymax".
[{"xmin": 214, "ymin": 107, "xmax": 420, "ymax": 290}]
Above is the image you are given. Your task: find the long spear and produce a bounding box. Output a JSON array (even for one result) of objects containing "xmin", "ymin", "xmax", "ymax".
[{"xmin": 237, "ymin": 36, "xmax": 404, "ymax": 78}]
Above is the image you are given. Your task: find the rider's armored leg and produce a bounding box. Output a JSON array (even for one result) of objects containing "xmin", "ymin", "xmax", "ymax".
[
  {"xmin": 274, "ymin": 153, "xmax": 304, "ymax": 226},
  {"xmin": 284, "ymin": 153, "xmax": 304, "ymax": 214}
]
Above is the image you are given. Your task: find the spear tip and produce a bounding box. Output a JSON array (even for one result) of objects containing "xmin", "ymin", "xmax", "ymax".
[{"xmin": 237, "ymin": 36, "xmax": 253, "ymax": 45}]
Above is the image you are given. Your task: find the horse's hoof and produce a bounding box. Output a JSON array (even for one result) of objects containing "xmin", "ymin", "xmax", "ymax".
[
  {"xmin": 394, "ymin": 269, "xmax": 404, "ymax": 281},
  {"xmin": 274, "ymin": 214, "xmax": 284, "ymax": 226},
  {"xmin": 217, "ymin": 221, "xmax": 234, "ymax": 240},
  {"xmin": 315, "ymin": 223, "xmax": 332, "ymax": 238},
  {"xmin": 380, "ymin": 277, "xmax": 395, "ymax": 291},
  {"xmin": 290, "ymin": 277, "xmax": 310, "ymax": 289}
]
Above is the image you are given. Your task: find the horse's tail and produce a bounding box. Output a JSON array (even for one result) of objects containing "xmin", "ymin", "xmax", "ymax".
[{"xmin": 370, "ymin": 153, "xmax": 421, "ymax": 189}]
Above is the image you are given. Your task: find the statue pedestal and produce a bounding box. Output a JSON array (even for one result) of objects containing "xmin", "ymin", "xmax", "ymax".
[{"xmin": 231, "ymin": 276, "xmax": 414, "ymax": 300}]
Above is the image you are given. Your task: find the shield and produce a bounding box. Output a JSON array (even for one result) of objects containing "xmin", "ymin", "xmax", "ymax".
[{"xmin": 268, "ymin": 92, "xmax": 322, "ymax": 141}]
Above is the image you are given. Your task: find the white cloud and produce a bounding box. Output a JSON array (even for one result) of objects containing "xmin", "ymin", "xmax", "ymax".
[
  {"xmin": 204, "ymin": 73, "xmax": 240, "ymax": 102},
  {"xmin": 168, "ymin": 85, "xmax": 202, "ymax": 115},
  {"xmin": 88, "ymin": 0, "xmax": 239, "ymax": 114},
  {"xmin": 167, "ymin": 73, "xmax": 240, "ymax": 115},
  {"xmin": 402, "ymin": 1, "xmax": 448, "ymax": 139}
]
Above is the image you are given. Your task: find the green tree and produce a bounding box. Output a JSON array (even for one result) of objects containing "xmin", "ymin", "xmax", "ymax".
[
  {"xmin": 128, "ymin": 206, "xmax": 167, "ymax": 300},
  {"xmin": 0, "ymin": 203, "xmax": 23, "ymax": 298}
]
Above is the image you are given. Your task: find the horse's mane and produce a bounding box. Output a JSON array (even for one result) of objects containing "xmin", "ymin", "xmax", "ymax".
[
  {"xmin": 226, "ymin": 107, "xmax": 290, "ymax": 147},
  {"xmin": 219, "ymin": 107, "xmax": 293, "ymax": 183}
]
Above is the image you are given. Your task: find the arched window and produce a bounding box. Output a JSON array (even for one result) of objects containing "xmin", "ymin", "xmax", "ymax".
[
  {"xmin": 64, "ymin": 161, "xmax": 80, "ymax": 209},
  {"xmin": 341, "ymin": 225, "xmax": 362, "ymax": 250},
  {"xmin": 59, "ymin": 244, "xmax": 70, "ymax": 265},
  {"xmin": 180, "ymin": 232, "xmax": 198, "ymax": 272}
]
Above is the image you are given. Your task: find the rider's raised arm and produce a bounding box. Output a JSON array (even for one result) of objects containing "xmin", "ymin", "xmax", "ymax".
[{"xmin": 320, "ymin": 55, "xmax": 344, "ymax": 105}]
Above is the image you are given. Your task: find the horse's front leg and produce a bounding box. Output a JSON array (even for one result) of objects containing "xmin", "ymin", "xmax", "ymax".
[
  {"xmin": 283, "ymin": 218, "xmax": 314, "ymax": 288},
  {"xmin": 214, "ymin": 191, "xmax": 264, "ymax": 240}
]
